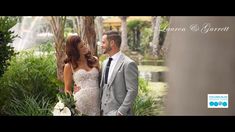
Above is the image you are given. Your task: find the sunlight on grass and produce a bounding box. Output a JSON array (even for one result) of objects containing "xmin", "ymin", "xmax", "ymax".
[
  {"xmin": 148, "ymin": 82, "xmax": 168, "ymax": 115},
  {"xmin": 138, "ymin": 65, "xmax": 168, "ymax": 72},
  {"xmin": 149, "ymin": 82, "xmax": 168, "ymax": 96}
]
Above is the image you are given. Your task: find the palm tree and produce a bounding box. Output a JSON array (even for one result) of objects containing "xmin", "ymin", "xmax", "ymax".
[
  {"xmin": 151, "ymin": 16, "xmax": 157, "ymax": 31},
  {"xmin": 152, "ymin": 16, "xmax": 162, "ymax": 58},
  {"xmin": 120, "ymin": 16, "xmax": 129, "ymax": 52},
  {"xmin": 161, "ymin": 16, "xmax": 171, "ymax": 58},
  {"xmin": 77, "ymin": 16, "xmax": 97, "ymax": 56},
  {"xmin": 95, "ymin": 16, "xmax": 103, "ymax": 56},
  {"xmin": 47, "ymin": 16, "xmax": 66, "ymax": 82},
  {"xmin": 95, "ymin": 16, "xmax": 103, "ymax": 43}
]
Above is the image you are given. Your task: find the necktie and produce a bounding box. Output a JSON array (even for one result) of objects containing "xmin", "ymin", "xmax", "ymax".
[{"xmin": 104, "ymin": 57, "xmax": 113, "ymax": 84}]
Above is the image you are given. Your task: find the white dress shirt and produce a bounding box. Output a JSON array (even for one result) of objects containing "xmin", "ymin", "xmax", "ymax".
[{"xmin": 107, "ymin": 51, "xmax": 121, "ymax": 83}]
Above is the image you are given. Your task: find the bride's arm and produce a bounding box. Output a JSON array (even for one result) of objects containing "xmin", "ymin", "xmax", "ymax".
[{"xmin": 64, "ymin": 63, "xmax": 73, "ymax": 95}]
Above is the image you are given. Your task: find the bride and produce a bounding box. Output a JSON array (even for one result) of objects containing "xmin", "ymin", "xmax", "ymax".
[{"xmin": 63, "ymin": 35, "xmax": 100, "ymax": 116}]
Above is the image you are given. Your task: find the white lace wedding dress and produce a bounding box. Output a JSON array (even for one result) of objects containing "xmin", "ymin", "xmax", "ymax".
[{"xmin": 72, "ymin": 67, "xmax": 100, "ymax": 116}]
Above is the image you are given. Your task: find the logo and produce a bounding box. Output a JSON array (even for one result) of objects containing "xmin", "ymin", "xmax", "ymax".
[{"xmin": 208, "ymin": 94, "xmax": 228, "ymax": 108}]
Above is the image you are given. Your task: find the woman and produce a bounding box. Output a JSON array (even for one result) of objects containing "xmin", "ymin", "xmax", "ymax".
[{"xmin": 64, "ymin": 35, "xmax": 100, "ymax": 116}]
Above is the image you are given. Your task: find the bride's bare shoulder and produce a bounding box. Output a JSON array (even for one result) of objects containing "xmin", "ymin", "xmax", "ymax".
[
  {"xmin": 64, "ymin": 63, "xmax": 72, "ymax": 72},
  {"xmin": 64, "ymin": 63, "xmax": 71, "ymax": 68}
]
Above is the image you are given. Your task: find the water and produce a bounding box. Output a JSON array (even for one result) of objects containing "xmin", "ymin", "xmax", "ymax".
[
  {"xmin": 139, "ymin": 71, "xmax": 166, "ymax": 82},
  {"xmin": 10, "ymin": 16, "xmax": 53, "ymax": 51}
]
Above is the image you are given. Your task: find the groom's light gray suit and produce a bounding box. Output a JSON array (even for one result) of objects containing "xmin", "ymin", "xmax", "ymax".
[{"xmin": 100, "ymin": 53, "xmax": 138, "ymax": 116}]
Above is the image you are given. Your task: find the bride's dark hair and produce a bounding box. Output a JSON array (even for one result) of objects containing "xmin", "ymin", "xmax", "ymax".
[{"xmin": 64, "ymin": 35, "xmax": 97, "ymax": 70}]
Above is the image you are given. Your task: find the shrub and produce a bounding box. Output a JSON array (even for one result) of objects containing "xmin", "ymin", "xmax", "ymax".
[
  {"xmin": 133, "ymin": 78, "xmax": 164, "ymax": 116},
  {"xmin": 0, "ymin": 16, "xmax": 18, "ymax": 77},
  {"xmin": 0, "ymin": 44, "xmax": 62, "ymax": 115},
  {"xmin": 3, "ymin": 94, "xmax": 53, "ymax": 116}
]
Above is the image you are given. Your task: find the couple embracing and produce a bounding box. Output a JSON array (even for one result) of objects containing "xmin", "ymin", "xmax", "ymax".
[{"xmin": 64, "ymin": 30, "xmax": 138, "ymax": 116}]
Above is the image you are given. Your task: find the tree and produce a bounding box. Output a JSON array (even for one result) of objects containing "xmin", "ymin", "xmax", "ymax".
[
  {"xmin": 152, "ymin": 16, "xmax": 162, "ymax": 58},
  {"xmin": 160, "ymin": 16, "xmax": 170, "ymax": 58},
  {"xmin": 78, "ymin": 16, "xmax": 97, "ymax": 56},
  {"xmin": 95, "ymin": 16, "xmax": 103, "ymax": 43},
  {"xmin": 0, "ymin": 16, "xmax": 18, "ymax": 77},
  {"xmin": 95, "ymin": 16, "xmax": 103, "ymax": 56},
  {"xmin": 151, "ymin": 16, "xmax": 156, "ymax": 31},
  {"xmin": 127, "ymin": 20, "xmax": 150, "ymax": 51},
  {"xmin": 120, "ymin": 16, "xmax": 129, "ymax": 52},
  {"xmin": 47, "ymin": 16, "xmax": 66, "ymax": 82}
]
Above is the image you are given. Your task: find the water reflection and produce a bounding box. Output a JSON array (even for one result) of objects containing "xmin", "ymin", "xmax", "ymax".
[{"xmin": 139, "ymin": 71, "xmax": 165, "ymax": 82}]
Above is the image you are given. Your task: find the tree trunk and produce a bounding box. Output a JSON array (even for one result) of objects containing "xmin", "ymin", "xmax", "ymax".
[
  {"xmin": 72, "ymin": 17, "xmax": 79, "ymax": 33},
  {"xmin": 158, "ymin": 16, "xmax": 171, "ymax": 58},
  {"xmin": 120, "ymin": 16, "xmax": 129, "ymax": 52},
  {"xmin": 136, "ymin": 26, "xmax": 140, "ymax": 50},
  {"xmin": 133, "ymin": 29, "xmax": 136, "ymax": 50},
  {"xmin": 79, "ymin": 16, "xmax": 97, "ymax": 56},
  {"xmin": 151, "ymin": 16, "xmax": 157, "ymax": 31},
  {"xmin": 152, "ymin": 16, "xmax": 162, "ymax": 57},
  {"xmin": 95, "ymin": 16, "xmax": 103, "ymax": 43},
  {"xmin": 95, "ymin": 16, "xmax": 103, "ymax": 56},
  {"xmin": 48, "ymin": 16, "xmax": 66, "ymax": 82}
]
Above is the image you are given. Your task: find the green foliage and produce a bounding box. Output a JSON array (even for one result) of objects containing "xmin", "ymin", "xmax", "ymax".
[
  {"xmin": 64, "ymin": 27, "xmax": 74, "ymax": 38},
  {"xmin": 139, "ymin": 28, "xmax": 153, "ymax": 55},
  {"xmin": 138, "ymin": 78, "xmax": 149, "ymax": 93},
  {"xmin": 38, "ymin": 41, "xmax": 55, "ymax": 53},
  {"xmin": 0, "ymin": 16, "xmax": 18, "ymax": 77},
  {"xmin": 133, "ymin": 92, "xmax": 156, "ymax": 116},
  {"xmin": 3, "ymin": 94, "xmax": 53, "ymax": 116},
  {"xmin": 98, "ymin": 54, "xmax": 107, "ymax": 63},
  {"xmin": 133, "ymin": 78, "xmax": 163, "ymax": 116},
  {"xmin": 65, "ymin": 19, "xmax": 74, "ymax": 29},
  {"xmin": 55, "ymin": 92, "xmax": 80, "ymax": 116},
  {"xmin": 127, "ymin": 20, "xmax": 151, "ymax": 51},
  {"xmin": 0, "ymin": 45, "xmax": 62, "ymax": 115},
  {"xmin": 159, "ymin": 16, "xmax": 169, "ymax": 48},
  {"xmin": 127, "ymin": 20, "xmax": 151, "ymax": 30},
  {"xmin": 160, "ymin": 16, "xmax": 170, "ymax": 32}
]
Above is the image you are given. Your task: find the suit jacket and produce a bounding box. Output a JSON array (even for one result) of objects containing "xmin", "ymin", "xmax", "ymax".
[{"xmin": 100, "ymin": 53, "xmax": 138, "ymax": 116}]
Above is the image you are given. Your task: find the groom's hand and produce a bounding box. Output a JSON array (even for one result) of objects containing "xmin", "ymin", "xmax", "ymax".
[
  {"xmin": 117, "ymin": 111, "xmax": 123, "ymax": 116},
  {"xmin": 74, "ymin": 84, "xmax": 80, "ymax": 93}
]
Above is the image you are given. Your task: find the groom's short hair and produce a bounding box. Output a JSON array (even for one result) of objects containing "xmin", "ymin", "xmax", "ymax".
[{"xmin": 103, "ymin": 30, "xmax": 121, "ymax": 48}]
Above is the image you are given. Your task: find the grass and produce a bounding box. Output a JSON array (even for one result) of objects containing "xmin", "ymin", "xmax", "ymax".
[
  {"xmin": 149, "ymin": 82, "xmax": 168, "ymax": 97},
  {"xmin": 137, "ymin": 65, "xmax": 168, "ymax": 115},
  {"xmin": 138, "ymin": 65, "xmax": 168, "ymax": 72},
  {"xmin": 148, "ymin": 82, "xmax": 168, "ymax": 115}
]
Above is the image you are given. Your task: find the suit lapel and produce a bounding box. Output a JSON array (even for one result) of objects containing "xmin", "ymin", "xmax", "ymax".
[{"xmin": 108, "ymin": 54, "xmax": 125, "ymax": 87}]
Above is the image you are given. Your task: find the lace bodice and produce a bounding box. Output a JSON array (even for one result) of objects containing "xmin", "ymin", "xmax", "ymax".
[
  {"xmin": 71, "ymin": 67, "xmax": 100, "ymax": 116},
  {"xmin": 72, "ymin": 68, "xmax": 99, "ymax": 89}
]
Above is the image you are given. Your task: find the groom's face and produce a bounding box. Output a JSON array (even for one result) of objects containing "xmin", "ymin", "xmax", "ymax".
[{"xmin": 102, "ymin": 35, "xmax": 112, "ymax": 54}]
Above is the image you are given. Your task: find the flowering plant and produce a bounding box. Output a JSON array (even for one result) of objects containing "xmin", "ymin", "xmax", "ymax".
[{"xmin": 52, "ymin": 92, "xmax": 81, "ymax": 116}]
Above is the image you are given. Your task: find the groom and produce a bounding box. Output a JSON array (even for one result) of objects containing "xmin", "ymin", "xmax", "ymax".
[{"xmin": 100, "ymin": 30, "xmax": 138, "ymax": 116}]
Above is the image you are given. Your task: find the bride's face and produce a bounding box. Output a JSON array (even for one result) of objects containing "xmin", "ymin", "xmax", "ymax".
[{"xmin": 78, "ymin": 41, "xmax": 89, "ymax": 55}]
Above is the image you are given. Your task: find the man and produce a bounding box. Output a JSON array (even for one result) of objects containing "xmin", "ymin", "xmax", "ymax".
[{"xmin": 100, "ymin": 30, "xmax": 138, "ymax": 116}]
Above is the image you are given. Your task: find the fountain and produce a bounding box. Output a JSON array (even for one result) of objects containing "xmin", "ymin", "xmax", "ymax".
[{"xmin": 10, "ymin": 16, "xmax": 53, "ymax": 51}]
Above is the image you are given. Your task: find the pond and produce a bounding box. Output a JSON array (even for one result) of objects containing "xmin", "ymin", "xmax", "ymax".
[{"xmin": 139, "ymin": 71, "xmax": 166, "ymax": 82}]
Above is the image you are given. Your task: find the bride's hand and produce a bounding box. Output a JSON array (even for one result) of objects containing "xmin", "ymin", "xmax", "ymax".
[
  {"xmin": 74, "ymin": 84, "xmax": 81, "ymax": 93},
  {"xmin": 65, "ymin": 90, "xmax": 72, "ymax": 96}
]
